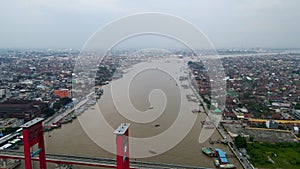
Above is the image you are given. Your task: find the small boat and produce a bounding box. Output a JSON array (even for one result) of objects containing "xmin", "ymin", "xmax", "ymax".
[
  {"xmin": 201, "ymin": 121, "xmax": 213, "ymax": 125},
  {"xmin": 214, "ymin": 158, "xmax": 220, "ymax": 167},
  {"xmin": 220, "ymin": 164, "xmax": 235, "ymax": 169},
  {"xmin": 60, "ymin": 118, "xmax": 72, "ymax": 124},
  {"xmin": 51, "ymin": 123, "xmax": 61, "ymax": 128},
  {"xmin": 204, "ymin": 126, "xmax": 215, "ymax": 129},
  {"xmin": 154, "ymin": 124, "xmax": 160, "ymax": 127},
  {"xmin": 55, "ymin": 164, "xmax": 72, "ymax": 169},
  {"xmin": 201, "ymin": 147, "xmax": 215, "ymax": 157},
  {"xmin": 148, "ymin": 106, "xmax": 154, "ymax": 109},
  {"xmin": 192, "ymin": 109, "xmax": 199, "ymax": 113},
  {"xmin": 149, "ymin": 150, "xmax": 157, "ymax": 154}
]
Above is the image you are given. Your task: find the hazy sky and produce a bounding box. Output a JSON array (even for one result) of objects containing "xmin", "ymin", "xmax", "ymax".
[{"xmin": 0, "ymin": 0, "xmax": 299, "ymax": 49}]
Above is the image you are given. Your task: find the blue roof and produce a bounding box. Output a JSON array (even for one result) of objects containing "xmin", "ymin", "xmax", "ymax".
[
  {"xmin": 215, "ymin": 148, "xmax": 229, "ymax": 163},
  {"xmin": 220, "ymin": 157, "xmax": 229, "ymax": 163},
  {"xmin": 215, "ymin": 148, "xmax": 226, "ymax": 158}
]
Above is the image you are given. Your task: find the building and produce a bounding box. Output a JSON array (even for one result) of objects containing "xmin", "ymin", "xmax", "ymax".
[
  {"xmin": 294, "ymin": 126, "xmax": 299, "ymax": 135},
  {"xmin": 266, "ymin": 120, "xmax": 279, "ymax": 129},
  {"xmin": 0, "ymin": 100, "xmax": 47, "ymax": 121},
  {"xmin": 54, "ymin": 89, "xmax": 70, "ymax": 98}
]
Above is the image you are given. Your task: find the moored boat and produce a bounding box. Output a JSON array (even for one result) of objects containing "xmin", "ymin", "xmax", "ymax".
[
  {"xmin": 192, "ymin": 109, "xmax": 199, "ymax": 113},
  {"xmin": 201, "ymin": 147, "xmax": 215, "ymax": 157},
  {"xmin": 214, "ymin": 158, "xmax": 220, "ymax": 167},
  {"xmin": 220, "ymin": 163, "xmax": 235, "ymax": 169}
]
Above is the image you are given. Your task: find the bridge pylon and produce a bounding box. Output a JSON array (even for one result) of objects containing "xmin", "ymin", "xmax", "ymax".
[
  {"xmin": 114, "ymin": 123, "xmax": 130, "ymax": 169},
  {"xmin": 21, "ymin": 118, "xmax": 47, "ymax": 169}
]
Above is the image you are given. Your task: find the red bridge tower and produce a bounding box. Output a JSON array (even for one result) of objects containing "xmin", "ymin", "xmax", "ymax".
[
  {"xmin": 21, "ymin": 118, "xmax": 47, "ymax": 169},
  {"xmin": 114, "ymin": 123, "xmax": 130, "ymax": 169}
]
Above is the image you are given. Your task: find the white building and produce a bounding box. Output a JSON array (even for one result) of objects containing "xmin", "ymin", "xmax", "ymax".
[{"xmin": 294, "ymin": 126, "xmax": 299, "ymax": 135}]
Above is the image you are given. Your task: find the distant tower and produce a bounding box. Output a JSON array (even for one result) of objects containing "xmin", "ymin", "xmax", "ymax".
[
  {"xmin": 21, "ymin": 118, "xmax": 47, "ymax": 169},
  {"xmin": 114, "ymin": 123, "xmax": 130, "ymax": 169}
]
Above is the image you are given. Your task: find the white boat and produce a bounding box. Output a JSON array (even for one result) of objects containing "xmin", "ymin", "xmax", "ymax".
[
  {"xmin": 214, "ymin": 158, "xmax": 220, "ymax": 167},
  {"xmin": 220, "ymin": 163, "xmax": 235, "ymax": 169}
]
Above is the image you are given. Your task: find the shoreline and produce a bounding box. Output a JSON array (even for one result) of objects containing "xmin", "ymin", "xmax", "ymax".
[{"xmin": 37, "ymin": 57, "xmax": 243, "ymax": 169}]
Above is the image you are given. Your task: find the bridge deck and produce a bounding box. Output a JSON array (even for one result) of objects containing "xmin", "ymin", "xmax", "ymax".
[
  {"xmin": 0, "ymin": 133, "xmax": 20, "ymax": 146},
  {"xmin": 0, "ymin": 150, "xmax": 213, "ymax": 169}
]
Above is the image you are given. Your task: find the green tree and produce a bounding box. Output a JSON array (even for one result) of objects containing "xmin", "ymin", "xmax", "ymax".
[
  {"xmin": 295, "ymin": 102, "xmax": 300, "ymax": 109},
  {"xmin": 249, "ymin": 136, "xmax": 254, "ymax": 142},
  {"xmin": 235, "ymin": 135, "xmax": 247, "ymax": 148},
  {"xmin": 44, "ymin": 108, "xmax": 55, "ymax": 117},
  {"xmin": 53, "ymin": 102, "xmax": 61, "ymax": 110},
  {"xmin": 3, "ymin": 127, "xmax": 18, "ymax": 135},
  {"xmin": 53, "ymin": 97, "xmax": 72, "ymax": 110}
]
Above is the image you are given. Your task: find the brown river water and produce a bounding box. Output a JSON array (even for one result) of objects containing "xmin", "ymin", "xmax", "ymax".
[{"xmin": 17, "ymin": 58, "xmax": 242, "ymax": 169}]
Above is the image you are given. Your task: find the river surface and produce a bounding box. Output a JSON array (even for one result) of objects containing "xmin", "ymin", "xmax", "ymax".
[{"xmin": 17, "ymin": 58, "xmax": 242, "ymax": 169}]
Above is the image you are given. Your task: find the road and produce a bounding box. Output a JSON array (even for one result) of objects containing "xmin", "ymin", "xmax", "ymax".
[
  {"xmin": 0, "ymin": 150, "xmax": 214, "ymax": 169},
  {"xmin": 0, "ymin": 132, "xmax": 20, "ymax": 146},
  {"xmin": 43, "ymin": 92, "xmax": 94, "ymax": 126}
]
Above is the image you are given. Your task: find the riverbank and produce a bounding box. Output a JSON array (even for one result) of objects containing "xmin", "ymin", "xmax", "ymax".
[{"xmin": 16, "ymin": 57, "xmax": 242, "ymax": 169}]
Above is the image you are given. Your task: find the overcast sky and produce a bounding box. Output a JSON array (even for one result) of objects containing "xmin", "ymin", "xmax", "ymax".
[{"xmin": 0, "ymin": 0, "xmax": 299, "ymax": 49}]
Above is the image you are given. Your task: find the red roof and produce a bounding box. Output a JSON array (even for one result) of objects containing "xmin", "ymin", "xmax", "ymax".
[
  {"xmin": 224, "ymin": 111, "xmax": 236, "ymax": 118},
  {"xmin": 271, "ymin": 113, "xmax": 282, "ymax": 120},
  {"xmin": 244, "ymin": 113, "xmax": 253, "ymax": 118}
]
